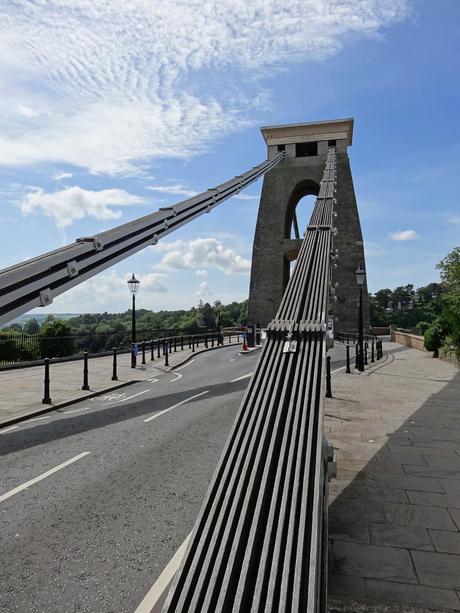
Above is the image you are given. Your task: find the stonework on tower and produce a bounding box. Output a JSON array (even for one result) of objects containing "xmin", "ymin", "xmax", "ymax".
[{"xmin": 247, "ymin": 118, "xmax": 370, "ymax": 335}]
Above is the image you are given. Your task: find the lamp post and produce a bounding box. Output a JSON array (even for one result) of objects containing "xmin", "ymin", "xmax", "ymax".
[
  {"xmin": 128, "ymin": 274, "xmax": 140, "ymax": 368},
  {"xmin": 355, "ymin": 264, "xmax": 366, "ymax": 372}
]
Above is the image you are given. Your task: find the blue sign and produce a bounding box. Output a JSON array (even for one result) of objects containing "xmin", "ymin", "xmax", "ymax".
[
  {"xmin": 133, "ymin": 343, "xmax": 138, "ymax": 356},
  {"xmin": 242, "ymin": 333, "xmax": 247, "ymax": 339}
]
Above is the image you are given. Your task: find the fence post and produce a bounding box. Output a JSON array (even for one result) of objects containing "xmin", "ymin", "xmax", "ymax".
[
  {"xmin": 346, "ymin": 344, "xmax": 351, "ymax": 374},
  {"xmin": 42, "ymin": 358, "xmax": 51, "ymax": 404},
  {"xmin": 82, "ymin": 351, "xmax": 90, "ymax": 390},
  {"xmin": 142, "ymin": 341, "xmax": 146, "ymax": 365},
  {"xmin": 326, "ymin": 355, "xmax": 332, "ymax": 398},
  {"xmin": 165, "ymin": 341, "xmax": 169, "ymax": 367},
  {"xmin": 112, "ymin": 347, "xmax": 118, "ymax": 381}
]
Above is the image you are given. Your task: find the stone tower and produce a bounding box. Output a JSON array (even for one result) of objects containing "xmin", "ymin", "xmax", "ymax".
[{"xmin": 247, "ymin": 118, "xmax": 370, "ymax": 335}]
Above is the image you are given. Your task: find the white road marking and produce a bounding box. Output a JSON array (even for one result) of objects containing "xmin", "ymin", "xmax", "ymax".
[
  {"xmin": 230, "ymin": 359, "xmax": 236, "ymax": 362},
  {"xmin": 175, "ymin": 360, "xmax": 194, "ymax": 371},
  {"xmin": 102, "ymin": 390, "xmax": 149, "ymax": 405},
  {"xmin": 147, "ymin": 378, "xmax": 159, "ymax": 382},
  {"xmin": 27, "ymin": 415, "xmax": 52, "ymax": 422},
  {"xmin": 63, "ymin": 407, "xmax": 92, "ymax": 414},
  {"xmin": 134, "ymin": 534, "xmax": 191, "ymax": 613},
  {"xmin": 331, "ymin": 366, "xmax": 346, "ymax": 374},
  {"xmin": 144, "ymin": 391, "xmax": 209, "ymax": 423},
  {"xmin": 0, "ymin": 426, "xmax": 19, "ymax": 434},
  {"xmin": 169, "ymin": 372, "xmax": 182, "ymax": 382},
  {"xmin": 0, "ymin": 452, "xmax": 91, "ymax": 503},
  {"xmin": 92, "ymin": 393, "xmax": 126, "ymax": 402},
  {"xmin": 230, "ymin": 372, "xmax": 253, "ymax": 383}
]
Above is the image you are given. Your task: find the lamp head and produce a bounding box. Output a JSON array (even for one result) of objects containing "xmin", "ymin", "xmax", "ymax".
[
  {"xmin": 127, "ymin": 273, "xmax": 140, "ymax": 294},
  {"xmin": 355, "ymin": 264, "xmax": 366, "ymax": 286}
]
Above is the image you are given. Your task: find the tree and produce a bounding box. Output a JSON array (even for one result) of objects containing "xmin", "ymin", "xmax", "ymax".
[
  {"xmin": 40, "ymin": 315, "xmax": 76, "ymax": 358},
  {"xmin": 23, "ymin": 318, "xmax": 41, "ymax": 334}
]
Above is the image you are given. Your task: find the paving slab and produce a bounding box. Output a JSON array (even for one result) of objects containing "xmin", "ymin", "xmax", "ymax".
[{"xmin": 327, "ymin": 340, "xmax": 460, "ymax": 612}]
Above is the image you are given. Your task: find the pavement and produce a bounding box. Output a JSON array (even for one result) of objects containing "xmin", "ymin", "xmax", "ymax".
[
  {"xmin": 0, "ymin": 338, "xmax": 256, "ymax": 428},
  {"xmin": 327, "ymin": 340, "xmax": 460, "ymax": 613}
]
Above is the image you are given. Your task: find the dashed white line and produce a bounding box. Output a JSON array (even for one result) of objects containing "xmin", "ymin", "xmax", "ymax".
[
  {"xmin": 144, "ymin": 391, "xmax": 209, "ymax": 423},
  {"xmin": 27, "ymin": 415, "xmax": 52, "ymax": 422},
  {"xmin": 0, "ymin": 452, "xmax": 91, "ymax": 503},
  {"xmin": 0, "ymin": 426, "xmax": 19, "ymax": 435},
  {"xmin": 63, "ymin": 407, "xmax": 92, "ymax": 414},
  {"xmin": 230, "ymin": 372, "xmax": 253, "ymax": 383}
]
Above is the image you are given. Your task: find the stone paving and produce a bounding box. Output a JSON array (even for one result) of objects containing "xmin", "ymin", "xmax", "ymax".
[
  {"xmin": 0, "ymin": 339, "xmax": 249, "ymax": 427},
  {"xmin": 326, "ymin": 341, "xmax": 460, "ymax": 612}
]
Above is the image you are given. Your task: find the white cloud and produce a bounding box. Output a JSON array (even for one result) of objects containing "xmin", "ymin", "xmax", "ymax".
[
  {"xmin": 133, "ymin": 272, "xmax": 169, "ymax": 293},
  {"xmin": 0, "ymin": 0, "xmax": 410, "ymax": 176},
  {"xmin": 449, "ymin": 215, "xmax": 460, "ymax": 224},
  {"xmin": 364, "ymin": 242, "xmax": 384, "ymax": 256},
  {"xmin": 389, "ymin": 230, "xmax": 420, "ymax": 241},
  {"xmin": 17, "ymin": 105, "xmax": 39, "ymax": 118},
  {"xmin": 152, "ymin": 238, "xmax": 251, "ymax": 275},
  {"xmin": 146, "ymin": 185, "xmax": 198, "ymax": 197},
  {"xmin": 232, "ymin": 194, "xmax": 260, "ymax": 200},
  {"xmin": 52, "ymin": 172, "xmax": 73, "ymax": 181},
  {"xmin": 195, "ymin": 281, "xmax": 213, "ymax": 296},
  {"xmin": 196, "ymin": 269, "xmax": 208, "ymax": 276},
  {"xmin": 19, "ymin": 186, "xmax": 147, "ymax": 228}
]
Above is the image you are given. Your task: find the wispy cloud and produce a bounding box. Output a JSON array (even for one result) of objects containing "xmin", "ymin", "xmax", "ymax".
[
  {"xmin": 196, "ymin": 269, "xmax": 208, "ymax": 276},
  {"xmin": 152, "ymin": 237, "xmax": 251, "ymax": 274},
  {"xmin": 389, "ymin": 230, "xmax": 421, "ymax": 241},
  {"xmin": 232, "ymin": 194, "xmax": 260, "ymax": 200},
  {"xmin": 364, "ymin": 242, "xmax": 385, "ymax": 256},
  {"xmin": 195, "ymin": 281, "xmax": 213, "ymax": 296},
  {"xmin": 0, "ymin": 0, "xmax": 411, "ymax": 176},
  {"xmin": 146, "ymin": 185, "xmax": 198, "ymax": 197},
  {"xmin": 52, "ymin": 172, "xmax": 73, "ymax": 181}
]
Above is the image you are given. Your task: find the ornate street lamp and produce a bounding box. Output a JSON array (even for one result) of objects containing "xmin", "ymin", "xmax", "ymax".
[
  {"xmin": 355, "ymin": 264, "xmax": 366, "ymax": 372},
  {"xmin": 128, "ymin": 274, "xmax": 140, "ymax": 368}
]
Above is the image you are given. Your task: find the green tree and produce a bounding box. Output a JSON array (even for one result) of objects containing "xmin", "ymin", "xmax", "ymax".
[
  {"xmin": 40, "ymin": 315, "xmax": 77, "ymax": 358},
  {"xmin": 23, "ymin": 318, "xmax": 41, "ymax": 334}
]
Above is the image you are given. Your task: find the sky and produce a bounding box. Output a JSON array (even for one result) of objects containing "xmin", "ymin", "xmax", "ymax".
[{"xmin": 0, "ymin": 0, "xmax": 459, "ymax": 317}]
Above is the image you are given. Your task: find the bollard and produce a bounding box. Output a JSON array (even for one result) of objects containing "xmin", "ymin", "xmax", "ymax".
[
  {"xmin": 174, "ymin": 336, "xmax": 177, "ymax": 352},
  {"xmin": 196, "ymin": 334, "xmax": 199, "ymax": 348},
  {"xmin": 229, "ymin": 332, "xmax": 231, "ymax": 344},
  {"xmin": 112, "ymin": 347, "xmax": 118, "ymax": 380},
  {"xmin": 157, "ymin": 338, "xmax": 161, "ymax": 359},
  {"xmin": 42, "ymin": 358, "xmax": 52, "ymax": 404},
  {"xmin": 181, "ymin": 335, "xmax": 184, "ymax": 350},
  {"xmin": 355, "ymin": 344, "xmax": 359, "ymax": 369},
  {"xmin": 165, "ymin": 342, "xmax": 169, "ymax": 367},
  {"xmin": 364, "ymin": 341, "xmax": 368, "ymax": 366},
  {"xmin": 205, "ymin": 334, "xmax": 208, "ymax": 348},
  {"xmin": 371, "ymin": 340, "xmax": 375, "ymax": 363},
  {"xmin": 192, "ymin": 336, "xmax": 195, "ymax": 352},
  {"xmin": 326, "ymin": 355, "xmax": 332, "ymax": 398},
  {"xmin": 346, "ymin": 344, "xmax": 351, "ymax": 374},
  {"xmin": 142, "ymin": 341, "xmax": 146, "ymax": 365},
  {"xmin": 211, "ymin": 332, "xmax": 214, "ymax": 347},
  {"xmin": 238, "ymin": 333, "xmax": 240, "ymax": 343},
  {"xmin": 151, "ymin": 340, "xmax": 154, "ymax": 361},
  {"xmin": 189, "ymin": 335, "xmax": 191, "ymax": 349},
  {"xmin": 82, "ymin": 351, "xmax": 90, "ymax": 390}
]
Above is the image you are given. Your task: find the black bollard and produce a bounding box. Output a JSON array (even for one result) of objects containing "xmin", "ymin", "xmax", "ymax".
[
  {"xmin": 142, "ymin": 341, "xmax": 146, "ymax": 365},
  {"xmin": 151, "ymin": 340, "xmax": 154, "ymax": 361},
  {"xmin": 229, "ymin": 332, "xmax": 231, "ymax": 343},
  {"xmin": 42, "ymin": 358, "xmax": 51, "ymax": 404},
  {"xmin": 371, "ymin": 340, "xmax": 375, "ymax": 363},
  {"xmin": 189, "ymin": 335, "xmax": 191, "ymax": 349},
  {"xmin": 131, "ymin": 343, "xmax": 136, "ymax": 369},
  {"xmin": 174, "ymin": 336, "xmax": 177, "ymax": 352},
  {"xmin": 355, "ymin": 344, "xmax": 359, "ymax": 369},
  {"xmin": 346, "ymin": 344, "xmax": 351, "ymax": 374},
  {"xmin": 157, "ymin": 339, "xmax": 161, "ymax": 359},
  {"xmin": 211, "ymin": 332, "xmax": 214, "ymax": 347},
  {"xmin": 326, "ymin": 355, "xmax": 332, "ymax": 398},
  {"xmin": 205, "ymin": 334, "xmax": 208, "ymax": 348},
  {"xmin": 165, "ymin": 342, "xmax": 169, "ymax": 367},
  {"xmin": 112, "ymin": 347, "xmax": 118, "ymax": 380},
  {"xmin": 364, "ymin": 341, "xmax": 368, "ymax": 366},
  {"xmin": 82, "ymin": 351, "xmax": 90, "ymax": 390},
  {"xmin": 196, "ymin": 334, "xmax": 199, "ymax": 348},
  {"xmin": 181, "ymin": 335, "xmax": 184, "ymax": 350},
  {"xmin": 192, "ymin": 336, "xmax": 195, "ymax": 352}
]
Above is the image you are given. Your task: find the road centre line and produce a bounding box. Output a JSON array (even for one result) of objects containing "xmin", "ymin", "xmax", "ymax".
[
  {"xmin": 134, "ymin": 533, "xmax": 191, "ymax": 613},
  {"xmin": 230, "ymin": 372, "xmax": 253, "ymax": 383},
  {"xmin": 0, "ymin": 426, "xmax": 19, "ymax": 434},
  {"xmin": 103, "ymin": 390, "xmax": 149, "ymax": 405},
  {"xmin": 144, "ymin": 391, "xmax": 209, "ymax": 423},
  {"xmin": 0, "ymin": 452, "xmax": 91, "ymax": 503},
  {"xmin": 63, "ymin": 407, "xmax": 92, "ymax": 414}
]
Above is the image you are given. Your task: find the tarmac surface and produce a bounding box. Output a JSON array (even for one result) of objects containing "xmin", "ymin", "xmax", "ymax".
[
  {"xmin": 1, "ymin": 338, "xmax": 459, "ymax": 612},
  {"xmin": 327, "ymin": 340, "xmax": 460, "ymax": 612}
]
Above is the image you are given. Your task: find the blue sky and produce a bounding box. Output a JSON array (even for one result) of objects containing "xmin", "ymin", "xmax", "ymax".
[{"xmin": 0, "ymin": 0, "xmax": 459, "ymax": 316}]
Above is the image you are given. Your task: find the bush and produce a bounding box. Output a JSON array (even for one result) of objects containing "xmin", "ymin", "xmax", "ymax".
[
  {"xmin": 424, "ymin": 319, "xmax": 448, "ymax": 356},
  {"xmin": 417, "ymin": 321, "xmax": 431, "ymax": 335}
]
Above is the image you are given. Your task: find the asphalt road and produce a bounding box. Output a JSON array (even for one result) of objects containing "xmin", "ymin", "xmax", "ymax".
[{"xmin": 0, "ymin": 342, "xmax": 348, "ymax": 612}]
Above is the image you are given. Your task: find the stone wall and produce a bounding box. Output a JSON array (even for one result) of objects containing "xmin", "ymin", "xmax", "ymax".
[
  {"xmin": 371, "ymin": 327, "xmax": 390, "ymax": 335},
  {"xmin": 439, "ymin": 349, "xmax": 460, "ymax": 369},
  {"xmin": 391, "ymin": 330, "xmax": 428, "ymax": 352}
]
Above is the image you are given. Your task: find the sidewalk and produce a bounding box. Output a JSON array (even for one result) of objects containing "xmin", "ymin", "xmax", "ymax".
[
  {"xmin": 326, "ymin": 341, "xmax": 460, "ymax": 612},
  {"xmin": 0, "ymin": 340, "xmax": 255, "ymax": 428}
]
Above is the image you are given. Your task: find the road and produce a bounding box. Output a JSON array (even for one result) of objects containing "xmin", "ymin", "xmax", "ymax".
[{"xmin": 0, "ymin": 342, "xmax": 347, "ymax": 612}]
